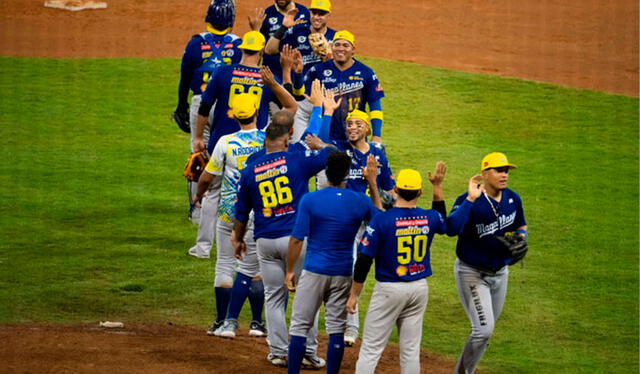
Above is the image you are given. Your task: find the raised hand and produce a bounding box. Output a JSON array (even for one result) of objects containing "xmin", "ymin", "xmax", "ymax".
[
  {"xmin": 322, "ymin": 89, "xmax": 342, "ymax": 116},
  {"xmin": 467, "ymin": 174, "xmax": 484, "ymax": 202},
  {"xmin": 428, "ymin": 161, "xmax": 447, "ymax": 186},
  {"xmin": 248, "ymin": 8, "xmax": 266, "ymax": 31},
  {"xmin": 282, "ymin": 8, "xmax": 300, "ymax": 28},
  {"xmin": 280, "ymin": 44, "xmax": 295, "ymax": 71},
  {"xmin": 304, "ymin": 79, "xmax": 323, "ymax": 106},
  {"xmin": 260, "ymin": 65, "xmax": 277, "ymax": 88},
  {"xmin": 292, "ymin": 48, "xmax": 303, "ymax": 74}
]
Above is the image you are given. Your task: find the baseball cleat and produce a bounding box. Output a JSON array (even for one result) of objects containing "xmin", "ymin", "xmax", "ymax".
[
  {"xmin": 267, "ymin": 353, "xmax": 287, "ymax": 367},
  {"xmin": 206, "ymin": 320, "xmax": 224, "ymax": 336},
  {"xmin": 215, "ymin": 319, "xmax": 239, "ymax": 338},
  {"xmin": 249, "ymin": 320, "xmax": 267, "ymax": 337},
  {"xmin": 344, "ymin": 328, "xmax": 358, "ymax": 347},
  {"xmin": 302, "ymin": 354, "xmax": 326, "ymax": 369}
]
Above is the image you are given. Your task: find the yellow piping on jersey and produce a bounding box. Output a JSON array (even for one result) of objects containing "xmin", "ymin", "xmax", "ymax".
[
  {"xmin": 206, "ymin": 24, "xmax": 231, "ymax": 35},
  {"xmin": 369, "ymin": 110, "xmax": 384, "ymax": 121}
]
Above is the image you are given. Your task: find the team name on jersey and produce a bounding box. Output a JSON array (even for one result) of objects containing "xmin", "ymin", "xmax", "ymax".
[
  {"xmin": 254, "ymin": 159, "xmax": 287, "ymax": 182},
  {"xmin": 233, "ymin": 70, "xmax": 262, "ymax": 78},
  {"xmin": 325, "ymin": 81, "xmax": 365, "ymax": 95},
  {"xmin": 475, "ymin": 211, "xmax": 516, "ymax": 238},
  {"xmin": 395, "ymin": 218, "xmax": 430, "ymax": 236}
]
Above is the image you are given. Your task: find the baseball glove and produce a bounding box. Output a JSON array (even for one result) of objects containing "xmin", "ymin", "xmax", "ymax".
[
  {"xmin": 172, "ymin": 110, "xmax": 191, "ymax": 133},
  {"xmin": 496, "ymin": 232, "xmax": 528, "ymax": 265},
  {"xmin": 183, "ymin": 152, "xmax": 209, "ymax": 182},
  {"xmin": 308, "ymin": 33, "xmax": 330, "ymax": 58}
]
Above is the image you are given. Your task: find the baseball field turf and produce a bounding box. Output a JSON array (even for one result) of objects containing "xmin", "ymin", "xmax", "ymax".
[{"xmin": 0, "ymin": 56, "xmax": 637, "ymax": 373}]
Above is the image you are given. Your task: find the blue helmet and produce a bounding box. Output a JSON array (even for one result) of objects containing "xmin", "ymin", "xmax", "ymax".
[{"xmin": 205, "ymin": 0, "xmax": 236, "ymax": 30}]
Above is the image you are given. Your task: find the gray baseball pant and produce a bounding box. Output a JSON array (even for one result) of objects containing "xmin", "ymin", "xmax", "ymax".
[
  {"xmin": 290, "ymin": 270, "xmax": 352, "ymax": 337},
  {"xmin": 291, "ymin": 98, "xmax": 313, "ymax": 143},
  {"xmin": 355, "ymin": 279, "xmax": 428, "ymax": 374},
  {"xmin": 188, "ymin": 177, "xmax": 221, "ymax": 258},
  {"xmin": 215, "ymin": 219, "xmax": 260, "ymax": 286},
  {"xmin": 453, "ymin": 258, "xmax": 509, "ymax": 374},
  {"xmin": 256, "ymin": 237, "xmax": 319, "ymax": 357},
  {"xmin": 188, "ymin": 94, "xmax": 214, "ymax": 220}
]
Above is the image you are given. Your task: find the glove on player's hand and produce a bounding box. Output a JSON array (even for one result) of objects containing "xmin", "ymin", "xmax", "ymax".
[
  {"xmin": 183, "ymin": 152, "xmax": 209, "ymax": 182},
  {"xmin": 308, "ymin": 33, "xmax": 330, "ymax": 58},
  {"xmin": 173, "ymin": 111, "xmax": 191, "ymax": 133},
  {"xmin": 497, "ymin": 232, "xmax": 528, "ymax": 265}
]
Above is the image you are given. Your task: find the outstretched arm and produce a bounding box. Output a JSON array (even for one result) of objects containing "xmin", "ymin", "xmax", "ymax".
[{"xmin": 261, "ymin": 66, "xmax": 297, "ymax": 115}]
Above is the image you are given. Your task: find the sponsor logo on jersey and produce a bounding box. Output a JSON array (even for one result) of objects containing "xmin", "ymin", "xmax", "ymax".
[
  {"xmin": 360, "ymin": 237, "xmax": 369, "ymax": 246},
  {"xmin": 231, "ymin": 77, "xmax": 260, "ymax": 85},
  {"xmin": 323, "ymin": 77, "xmax": 337, "ymax": 83},
  {"xmin": 255, "ymin": 158, "xmax": 286, "ymax": 173},
  {"xmin": 395, "ymin": 219, "xmax": 429, "ymax": 227},
  {"xmin": 349, "ymin": 76, "xmax": 364, "ymax": 81},
  {"xmin": 202, "ymin": 52, "xmax": 213, "ymax": 58},
  {"xmin": 323, "ymin": 69, "xmax": 333, "ymax": 77},
  {"xmin": 298, "ymin": 35, "xmax": 307, "ymax": 43},
  {"xmin": 509, "ymin": 198, "xmax": 514, "ymax": 204},
  {"xmin": 263, "ymin": 208, "xmax": 272, "ymax": 217},
  {"xmin": 396, "ymin": 265, "xmax": 408, "ymax": 276},
  {"xmin": 201, "ymin": 44, "xmax": 212, "ymax": 51},
  {"xmin": 224, "ymin": 43, "xmax": 234, "ymax": 49},
  {"xmin": 408, "ymin": 263, "xmax": 426, "ymax": 275},
  {"xmin": 375, "ymin": 84, "xmax": 383, "ymax": 92},
  {"xmin": 233, "ymin": 70, "xmax": 262, "ymax": 78},
  {"xmin": 269, "ymin": 17, "xmax": 278, "ymax": 25},
  {"xmin": 355, "ymin": 71, "xmax": 361, "ymax": 75},
  {"xmin": 365, "ymin": 226, "xmax": 375, "ymax": 235},
  {"xmin": 272, "ymin": 206, "xmax": 295, "ymax": 217},
  {"xmin": 226, "ymin": 49, "xmax": 234, "ymax": 57}
]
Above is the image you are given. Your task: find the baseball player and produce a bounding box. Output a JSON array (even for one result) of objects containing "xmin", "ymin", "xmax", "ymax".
[
  {"xmin": 233, "ymin": 107, "xmax": 331, "ymax": 368},
  {"xmin": 264, "ymin": 0, "xmax": 336, "ymax": 141},
  {"xmin": 188, "ymin": 30, "xmax": 297, "ymax": 261},
  {"xmin": 446, "ymin": 152, "xmax": 528, "ymax": 374},
  {"xmin": 192, "ymin": 93, "xmax": 267, "ymax": 337},
  {"xmin": 253, "ymin": 0, "xmax": 310, "ymax": 81},
  {"xmin": 173, "ymin": 0, "xmax": 241, "ymax": 225},
  {"xmin": 301, "ymin": 30, "xmax": 385, "ymax": 144},
  {"xmin": 285, "ymin": 151, "xmax": 382, "ymax": 374},
  {"xmin": 346, "ymin": 166, "xmax": 448, "ymax": 373}
]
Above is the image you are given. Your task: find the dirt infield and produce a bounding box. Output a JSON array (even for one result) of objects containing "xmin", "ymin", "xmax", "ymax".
[
  {"xmin": 0, "ymin": 0, "xmax": 637, "ymax": 96},
  {"xmin": 1, "ymin": 324, "xmax": 461, "ymax": 374}
]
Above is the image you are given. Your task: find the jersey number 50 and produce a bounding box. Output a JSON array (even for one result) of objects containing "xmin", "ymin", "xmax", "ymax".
[
  {"xmin": 397, "ymin": 235, "xmax": 427, "ymax": 265},
  {"xmin": 258, "ymin": 176, "xmax": 293, "ymax": 208}
]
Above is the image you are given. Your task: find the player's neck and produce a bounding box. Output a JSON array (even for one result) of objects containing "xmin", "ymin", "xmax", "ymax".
[
  {"xmin": 240, "ymin": 123, "xmax": 257, "ymax": 131},
  {"xmin": 265, "ymin": 138, "xmax": 288, "ymax": 153},
  {"xmin": 484, "ymin": 186, "xmax": 502, "ymax": 201},
  {"xmin": 333, "ymin": 58, "xmax": 354, "ymax": 71},
  {"xmin": 350, "ymin": 138, "xmax": 369, "ymax": 153},
  {"xmin": 395, "ymin": 199, "xmax": 417, "ymax": 208},
  {"xmin": 276, "ymin": 2, "xmax": 295, "ymax": 14},
  {"xmin": 311, "ymin": 25, "xmax": 327, "ymax": 34},
  {"xmin": 240, "ymin": 55, "xmax": 261, "ymax": 68},
  {"xmin": 328, "ymin": 181, "xmax": 347, "ymax": 189}
]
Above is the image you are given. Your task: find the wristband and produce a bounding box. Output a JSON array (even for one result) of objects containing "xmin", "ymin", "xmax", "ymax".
[
  {"xmin": 515, "ymin": 229, "xmax": 528, "ymax": 239},
  {"xmin": 273, "ymin": 25, "xmax": 289, "ymax": 40}
]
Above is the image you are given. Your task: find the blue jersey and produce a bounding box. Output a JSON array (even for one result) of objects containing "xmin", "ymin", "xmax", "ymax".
[
  {"xmin": 358, "ymin": 207, "xmax": 446, "ymax": 282},
  {"xmin": 447, "ymin": 189, "xmax": 527, "ymax": 271},
  {"xmin": 181, "ymin": 32, "xmax": 242, "ymax": 95},
  {"xmin": 280, "ymin": 26, "xmax": 336, "ymax": 76},
  {"xmin": 292, "ymin": 188, "xmax": 378, "ymax": 276},
  {"xmin": 260, "ymin": 3, "xmax": 310, "ymax": 79},
  {"xmin": 235, "ymin": 147, "xmax": 331, "ymax": 239},
  {"xmin": 201, "ymin": 64, "xmax": 276, "ymax": 153},
  {"xmin": 333, "ymin": 140, "xmax": 395, "ymax": 193},
  {"xmin": 305, "ymin": 59, "xmax": 385, "ymax": 141}
]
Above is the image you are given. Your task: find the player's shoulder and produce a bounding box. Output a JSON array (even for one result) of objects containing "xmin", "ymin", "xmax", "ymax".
[
  {"xmin": 294, "ymin": 3, "xmax": 310, "ymax": 15},
  {"xmin": 452, "ymin": 192, "xmax": 470, "ymax": 209},
  {"xmin": 224, "ymin": 33, "xmax": 241, "ymax": 42},
  {"xmin": 503, "ymin": 188, "xmax": 522, "ymax": 202}
]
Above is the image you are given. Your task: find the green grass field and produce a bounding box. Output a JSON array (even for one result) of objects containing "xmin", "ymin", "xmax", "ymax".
[{"xmin": 0, "ymin": 56, "xmax": 637, "ymax": 373}]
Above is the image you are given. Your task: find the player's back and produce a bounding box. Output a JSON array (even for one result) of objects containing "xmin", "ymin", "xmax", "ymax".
[
  {"xmin": 296, "ymin": 187, "xmax": 376, "ymax": 276},
  {"xmin": 236, "ymin": 148, "xmax": 329, "ymax": 239}
]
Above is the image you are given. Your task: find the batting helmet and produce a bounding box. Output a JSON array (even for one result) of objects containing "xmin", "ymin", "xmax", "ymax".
[{"xmin": 205, "ymin": 0, "xmax": 236, "ymax": 31}]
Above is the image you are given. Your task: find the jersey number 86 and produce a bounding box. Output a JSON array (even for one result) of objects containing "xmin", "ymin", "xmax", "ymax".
[{"xmin": 258, "ymin": 176, "xmax": 293, "ymax": 208}]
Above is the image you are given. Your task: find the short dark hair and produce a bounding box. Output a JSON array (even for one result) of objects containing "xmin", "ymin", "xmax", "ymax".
[
  {"xmin": 326, "ymin": 151, "xmax": 351, "ymax": 186},
  {"xmin": 265, "ymin": 111, "xmax": 294, "ymax": 140},
  {"xmin": 242, "ymin": 49, "xmax": 260, "ymax": 56},
  {"xmin": 237, "ymin": 116, "xmax": 255, "ymax": 125},
  {"xmin": 397, "ymin": 188, "xmax": 419, "ymax": 202}
]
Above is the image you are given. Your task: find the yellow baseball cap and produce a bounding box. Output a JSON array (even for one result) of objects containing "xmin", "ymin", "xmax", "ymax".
[
  {"xmin": 333, "ymin": 30, "xmax": 355, "ymax": 46},
  {"xmin": 346, "ymin": 110, "xmax": 370, "ymax": 125},
  {"xmin": 480, "ymin": 152, "xmax": 517, "ymax": 171},
  {"xmin": 396, "ymin": 169, "xmax": 422, "ymax": 191},
  {"xmin": 231, "ymin": 93, "xmax": 258, "ymax": 120},
  {"xmin": 238, "ymin": 31, "xmax": 266, "ymax": 51},
  {"xmin": 310, "ymin": 0, "xmax": 331, "ymax": 13}
]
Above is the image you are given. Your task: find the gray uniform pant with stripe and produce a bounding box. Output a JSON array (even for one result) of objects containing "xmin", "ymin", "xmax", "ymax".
[
  {"xmin": 453, "ymin": 259, "xmax": 509, "ymax": 374},
  {"xmin": 187, "ymin": 94, "xmax": 214, "ymax": 221},
  {"xmin": 355, "ymin": 279, "xmax": 429, "ymax": 374},
  {"xmin": 214, "ymin": 219, "xmax": 259, "ymax": 287},
  {"xmin": 256, "ymin": 237, "xmax": 319, "ymax": 357}
]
